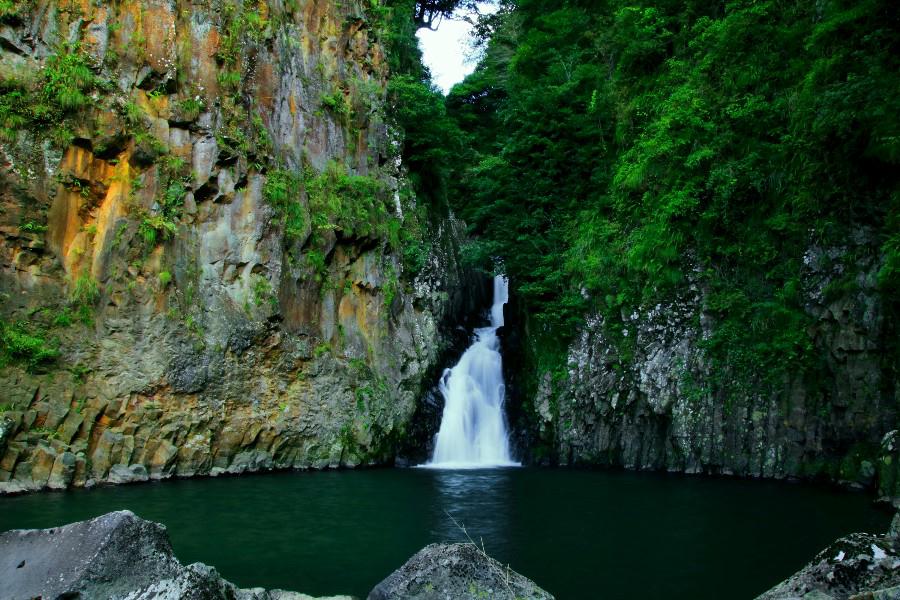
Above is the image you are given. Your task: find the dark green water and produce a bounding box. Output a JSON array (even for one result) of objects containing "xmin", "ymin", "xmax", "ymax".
[{"xmin": 0, "ymin": 467, "xmax": 889, "ymax": 599}]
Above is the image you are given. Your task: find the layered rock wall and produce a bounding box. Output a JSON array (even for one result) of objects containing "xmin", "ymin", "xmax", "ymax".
[
  {"xmin": 0, "ymin": 0, "xmax": 481, "ymax": 492},
  {"xmin": 527, "ymin": 233, "xmax": 898, "ymax": 497}
]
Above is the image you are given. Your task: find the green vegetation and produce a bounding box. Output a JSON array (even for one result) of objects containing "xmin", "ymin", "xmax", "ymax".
[
  {"xmin": 0, "ymin": 42, "xmax": 103, "ymax": 144},
  {"xmin": 389, "ymin": 0, "xmax": 900, "ymax": 393},
  {"xmin": 269, "ymin": 160, "xmax": 399, "ymax": 284},
  {"xmin": 212, "ymin": 0, "xmax": 271, "ymax": 161},
  {"xmin": 40, "ymin": 44, "xmax": 98, "ymax": 112},
  {"xmin": 49, "ymin": 307, "xmax": 75, "ymax": 327},
  {"xmin": 0, "ymin": 319, "xmax": 59, "ymax": 371},
  {"xmin": 387, "ymin": 74, "xmax": 461, "ymax": 205},
  {"xmin": 70, "ymin": 274, "xmax": 100, "ymax": 306},
  {"xmin": 252, "ymin": 275, "xmax": 277, "ymax": 309},
  {"xmin": 69, "ymin": 274, "xmax": 100, "ymax": 324},
  {"xmin": 382, "ymin": 263, "xmax": 398, "ymax": 309},
  {"xmin": 69, "ymin": 364, "xmax": 89, "ymax": 384},
  {"xmin": 304, "ymin": 161, "xmax": 391, "ymax": 240},
  {"xmin": 380, "ymin": 0, "xmax": 464, "ymax": 208},
  {"xmin": 321, "ymin": 89, "xmax": 352, "ymax": 121},
  {"xmin": 177, "ymin": 96, "xmax": 204, "ymax": 120},
  {"xmin": 263, "ymin": 168, "xmax": 305, "ymax": 240},
  {"xmin": 57, "ymin": 172, "xmax": 91, "ymax": 198},
  {"xmin": 140, "ymin": 157, "xmax": 188, "ymax": 246},
  {"xmin": 0, "ymin": 0, "xmax": 33, "ymax": 23},
  {"xmin": 20, "ymin": 220, "xmax": 48, "ymax": 233}
]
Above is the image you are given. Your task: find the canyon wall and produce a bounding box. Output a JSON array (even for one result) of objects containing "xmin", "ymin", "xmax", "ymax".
[
  {"xmin": 516, "ymin": 233, "xmax": 899, "ymax": 502},
  {"xmin": 0, "ymin": 0, "xmax": 480, "ymax": 492}
]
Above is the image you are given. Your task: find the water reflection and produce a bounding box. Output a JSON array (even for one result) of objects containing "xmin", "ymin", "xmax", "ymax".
[
  {"xmin": 0, "ymin": 468, "xmax": 889, "ymax": 599},
  {"xmin": 428, "ymin": 468, "xmax": 514, "ymax": 557}
]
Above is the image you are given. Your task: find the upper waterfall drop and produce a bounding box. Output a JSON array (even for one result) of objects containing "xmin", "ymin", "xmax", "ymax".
[{"xmin": 425, "ymin": 276, "xmax": 519, "ymax": 469}]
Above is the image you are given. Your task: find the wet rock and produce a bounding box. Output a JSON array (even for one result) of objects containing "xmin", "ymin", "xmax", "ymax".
[
  {"xmin": 91, "ymin": 429, "xmax": 126, "ymax": 479},
  {"xmin": 28, "ymin": 443, "xmax": 57, "ymax": 488},
  {"xmin": 47, "ymin": 451, "xmax": 77, "ymax": 490},
  {"xmin": 107, "ymin": 463, "xmax": 149, "ymax": 484},
  {"xmin": 149, "ymin": 439, "xmax": 179, "ymax": 478},
  {"xmin": 0, "ymin": 416, "xmax": 14, "ymax": 452},
  {"xmin": 368, "ymin": 542, "xmax": 554, "ymax": 600},
  {"xmin": 541, "ymin": 233, "xmax": 893, "ymax": 485},
  {"xmin": 0, "ymin": 480, "xmax": 28, "ymax": 494},
  {"xmin": 879, "ymin": 431, "xmax": 900, "ymax": 507},
  {"xmin": 890, "ymin": 513, "xmax": 900, "ymax": 542},
  {"xmin": 860, "ymin": 585, "xmax": 900, "ymax": 599},
  {"xmin": 0, "ymin": 511, "xmax": 183, "ymax": 599},
  {"xmin": 757, "ymin": 516, "xmax": 900, "ymax": 599},
  {"xmin": 0, "ymin": 511, "xmax": 351, "ymax": 600},
  {"xmin": 192, "ymin": 136, "xmax": 218, "ymax": 189},
  {"xmin": 219, "ymin": 449, "xmax": 274, "ymax": 475}
]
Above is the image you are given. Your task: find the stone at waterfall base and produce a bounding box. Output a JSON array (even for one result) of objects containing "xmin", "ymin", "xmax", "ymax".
[
  {"xmin": 0, "ymin": 510, "xmax": 351, "ymax": 600},
  {"xmin": 367, "ymin": 542, "xmax": 554, "ymax": 600},
  {"xmin": 757, "ymin": 513, "xmax": 900, "ymax": 600}
]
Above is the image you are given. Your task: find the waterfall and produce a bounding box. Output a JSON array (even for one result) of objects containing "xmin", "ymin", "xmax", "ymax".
[{"xmin": 425, "ymin": 276, "xmax": 519, "ymax": 468}]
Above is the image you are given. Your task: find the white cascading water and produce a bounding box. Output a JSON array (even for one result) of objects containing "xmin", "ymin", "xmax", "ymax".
[{"xmin": 425, "ymin": 275, "xmax": 519, "ymax": 468}]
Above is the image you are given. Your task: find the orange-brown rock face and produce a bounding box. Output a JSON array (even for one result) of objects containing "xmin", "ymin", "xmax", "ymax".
[{"xmin": 0, "ymin": 0, "xmax": 480, "ymax": 493}]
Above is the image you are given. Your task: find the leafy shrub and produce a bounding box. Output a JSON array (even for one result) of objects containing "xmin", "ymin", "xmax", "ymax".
[
  {"xmin": 70, "ymin": 274, "xmax": 100, "ymax": 306},
  {"xmin": 387, "ymin": 74, "xmax": 462, "ymax": 203},
  {"xmin": 303, "ymin": 161, "xmax": 388, "ymax": 240},
  {"xmin": 38, "ymin": 42, "xmax": 100, "ymax": 115},
  {"xmin": 321, "ymin": 90, "xmax": 351, "ymax": 120},
  {"xmin": 0, "ymin": 320, "xmax": 59, "ymax": 370},
  {"xmin": 0, "ymin": 42, "xmax": 102, "ymax": 144},
  {"xmin": 263, "ymin": 168, "xmax": 305, "ymax": 241}
]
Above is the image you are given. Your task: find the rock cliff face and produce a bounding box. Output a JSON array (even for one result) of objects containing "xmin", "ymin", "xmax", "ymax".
[
  {"xmin": 524, "ymin": 232, "xmax": 899, "ymax": 498},
  {"xmin": 0, "ymin": 0, "xmax": 482, "ymax": 492}
]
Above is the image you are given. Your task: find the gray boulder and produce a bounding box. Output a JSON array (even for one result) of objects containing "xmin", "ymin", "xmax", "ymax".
[
  {"xmin": 368, "ymin": 543, "xmax": 554, "ymax": 600},
  {"xmin": 0, "ymin": 510, "xmax": 351, "ymax": 600},
  {"xmin": 757, "ymin": 514, "xmax": 900, "ymax": 600}
]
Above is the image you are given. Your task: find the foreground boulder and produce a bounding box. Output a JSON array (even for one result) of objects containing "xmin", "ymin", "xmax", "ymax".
[
  {"xmin": 757, "ymin": 514, "xmax": 900, "ymax": 599},
  {"xmin": 0, "ymin": 511, "xmax": 349, "ymax": 600},
  {"xmin": 368, "ymin": 543, "xmax": 554, "ymax": 600}
]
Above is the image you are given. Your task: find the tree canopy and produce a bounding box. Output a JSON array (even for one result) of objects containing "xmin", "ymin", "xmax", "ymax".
[{"xmin": 436, "ymin": 0, "xmax": 900, "ymax": 381}]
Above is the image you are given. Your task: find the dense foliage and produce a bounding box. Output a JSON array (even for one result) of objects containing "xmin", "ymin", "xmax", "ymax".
[
  {"xmin": 383, "ymin": 0, "xmax": 465, "ymax": 209},
  {"xmin": 436, "ymin": 0, "xmax": 900, "ymax": 384},
  {"xmin": 0, "ymin": 41, "xmax": 103, "ymax": 146}
]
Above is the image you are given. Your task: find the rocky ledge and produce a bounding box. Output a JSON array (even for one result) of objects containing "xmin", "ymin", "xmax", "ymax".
[
  {"xmin": 0, "ymin": 510, "xmax": 349, "ymax": 600},
  {"xmin": 758, "ymin": 513, "xmax": 900, "ymax": 599},
  {"xmin": 0, "ymin": 512, "xmax": 553, "ymax": 600},
  {"xmin": 368, "ymin": 543, "xmax": 554, "ymax": 600}
]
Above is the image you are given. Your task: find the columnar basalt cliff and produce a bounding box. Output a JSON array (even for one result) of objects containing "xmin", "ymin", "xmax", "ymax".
[
  {"xmin": 0, "ymin": 0, "xmax": 482, "ymax": 492},
  {"xmin": 519, "ymin": 234, "xmax": 899, "ymax": 499}
]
